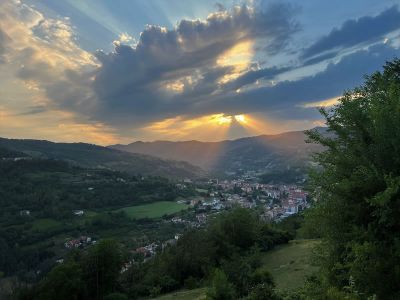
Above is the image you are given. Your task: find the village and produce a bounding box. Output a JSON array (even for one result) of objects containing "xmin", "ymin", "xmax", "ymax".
[{"xmin": 129, "ymin": 178, "xmax": 309, "ymax": 261}]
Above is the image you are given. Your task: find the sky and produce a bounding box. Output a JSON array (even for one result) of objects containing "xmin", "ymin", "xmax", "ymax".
[{"xmin": 0, "ymin": 0, "xmax": 399, "ymax": 145}]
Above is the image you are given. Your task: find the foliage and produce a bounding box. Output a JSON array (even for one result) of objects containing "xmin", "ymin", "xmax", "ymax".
[
  {"xmin": 24, "ymin": 240, "xmax": 124, "ymax": 300},
  {"xmin": 120, "ymin": 207, "xmax": 290, "ymax": 298},
  {"xmin": 305, "ymin": 59, "xmax": 400, "ymax": 299},
  {"xmin": 16, "ymin": 206, "xmax": 291, "ymax": 299},
  {"xmin": 33, "ymin": 262, "xmax": 86, "ymax": 300},
  {"xmin": 206, "ymin": 269, "xmax": 235, "ymax": 300},
  {"xmin": 84, "ymin": 239, "xmax": 124, "ymax": 298},
  {"xmin": 260, "ymin": 168, "xmax": 306, "ymax": 184},
  {"xmin": 0, "ymin": 157, "xmax": 193, "ymax": 277}
]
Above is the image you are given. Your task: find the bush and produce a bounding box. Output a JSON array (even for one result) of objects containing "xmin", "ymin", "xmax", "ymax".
[{"xmin": 206, "ymin": 269, "xmax": 235, "ymax": 300}]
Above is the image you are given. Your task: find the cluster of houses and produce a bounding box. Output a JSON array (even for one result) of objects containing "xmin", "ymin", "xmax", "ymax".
[
  {"xmin": 64, "ymin": 236, "xmax": 96, "ymax": 249},
  {"xmin": 174, "ymin": 180, "xmax": 310, "ymax": 226},
  {"xmin": 202, "ymin": 180, "xmax": 309, "ymax": 222},
  {"xmin": 262, "ymin": 188, "xmax": 308, "ymax": 221},
  {"xmin": 134, "ymin": 242, "xmax": 159, "ymax": 258},
  {"xmin": 132, "ymin": 234, "xmax": 182, "ymax": 261}
]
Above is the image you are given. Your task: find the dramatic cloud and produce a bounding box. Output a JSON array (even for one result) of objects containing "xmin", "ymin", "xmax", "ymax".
[
  {"xmin": 88, "ymin": 3, "xmax": 299, "ymax": 126},
  {"xmin": 0, "ymin": 1, "xmax": 119, "ymax": 144},
  {"xmin": 0, "ymin": 0, "xmax": 399, "ymax": 143},
  {"xmin": 301, "ymin": 5, "xmax": 400, "ymax": 63},
  {"xmin": 205, "ymin": 43, "xmax": 399, "ymax": 120}
]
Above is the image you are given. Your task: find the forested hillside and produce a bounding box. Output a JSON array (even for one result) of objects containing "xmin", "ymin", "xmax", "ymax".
[
  {"xmin": 111, "ymin": 130, "xmax": 324, "ymax": 181},
  {"xmin": 0, "ymin": 138, "xmax": 204, "ymax": 179},
  {"xmin": 0, "ymin": 152, "xmax": 195, "ymax": 281}
]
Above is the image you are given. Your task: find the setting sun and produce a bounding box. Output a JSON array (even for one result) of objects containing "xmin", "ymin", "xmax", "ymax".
[
  {"xmin": 212, "ymin": 114, "xmax": 232, "ymax": 125},
  {"xmin": 234, "ymin": 114, "xmax": 247, "ymax": 123}
]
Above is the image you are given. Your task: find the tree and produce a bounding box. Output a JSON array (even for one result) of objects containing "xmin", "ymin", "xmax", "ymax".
[
  {"xmin": 206, "ymin": 269, "xmax": 235, "ymax": 300},
  {"xmin": 306, "ymin": 59, "xmax": 400, "ymax": 299},
  {"xmin": 209, "ymin": 207, "xmax": 259, "ymax": 259},
  {"xmin": 34, "ymin": 262, "xmax": 86, "ymax": 300},
  {"xmin": 84, "ymin": 239, "xmax": 123, "ymax": 299}
]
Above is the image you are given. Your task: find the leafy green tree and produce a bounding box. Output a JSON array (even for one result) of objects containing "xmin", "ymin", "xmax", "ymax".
[
  {"xmin": 206, "ymin": 269, "xmax": 235, "ymax": 300},
  {"xmin": 209, "ymin": 207, "xmax": 259, "ymax": 258},
  {"xmin": 34, "ymin": 262, "xmax": 86, "ymax": 300},
  {"xmin": 306, "ymin": 59, "xmax": 400, "ymax": 299},
  {"xmin": 84, "ymin": 239, "xmax": 123, "ymax": 299}
]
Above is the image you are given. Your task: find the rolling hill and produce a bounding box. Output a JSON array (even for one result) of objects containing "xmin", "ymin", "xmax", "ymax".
[
  {"xmin": 0, "ymin": 138, "xmax": 204, "ymax": 179},
  {"xmin": 110, "ymin": 128, "xmax": 325, "ymax": 180}
]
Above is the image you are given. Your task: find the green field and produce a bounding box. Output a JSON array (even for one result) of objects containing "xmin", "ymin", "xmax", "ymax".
[
  {"xmin": 31, "ymin": 218, "xmax": 62, "ymax": 231},
  {"xmin": 151, "ymin": 288, "xmax": 207, "ymax": 300},
  {"xmin": 117, "ymin": 201, "xmax": 189, "ymax": 219},
  {"xmin": 261, "ymin": 239, "xmax": 320, "ymax": 291}
]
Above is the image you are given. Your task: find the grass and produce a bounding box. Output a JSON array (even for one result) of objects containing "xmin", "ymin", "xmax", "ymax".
[
  {"xmin": 31, "ymin": 218, "xmax": 62, "ymax": 231},
  {"xmin": 116, "ymin": 201, "xmax": 189, "ymax": 219},
  {"xmin": 260, "ymin": 239, "xmax": 320, "ymax": 291},
  {"xmin": 151, "ymin": 288, "xmax": 207, "ymax": 300}
]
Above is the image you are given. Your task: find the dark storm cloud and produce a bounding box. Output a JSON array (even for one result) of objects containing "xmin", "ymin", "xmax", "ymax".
[
  {"xmin": 89, "ymin": 3, "xmax": 299, "ymax": 125},
  {"xmin": 301, "ymin": 5, "xmax": 400, "ymax": 62},
  {"xmin": 223, "ymin": 66, "xmax": 291, "ymax": 91},
  {"xmin": 196, "ymin": 43, "xmax": 400, "ymax": 120}
]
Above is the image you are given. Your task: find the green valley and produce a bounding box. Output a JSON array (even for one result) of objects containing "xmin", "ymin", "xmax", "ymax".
[{"xmin": 116, "ymin": 202, "xmax": 189, "ymax": 219}]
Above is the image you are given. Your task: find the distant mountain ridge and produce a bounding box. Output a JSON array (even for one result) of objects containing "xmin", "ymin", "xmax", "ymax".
[
  {"xmin": 0, "ymin": 138, "xmax": 204, "ymax": 179},
  {"xmin": 110, "ymin": 128, "xmax": 326, "ymax": 179}
]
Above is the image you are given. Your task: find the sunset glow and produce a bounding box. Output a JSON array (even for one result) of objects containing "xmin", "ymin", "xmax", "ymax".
[
  {"xmin": 212, "ymin": 114, "xmax": 233, "ymax": 125},
  {"xmin": 234, "ymin": 114, "xmax": 247, "ymax": 124},
  {"xmin": 0, "ymin": 0, "xmax": 397, "ymax": 144}
]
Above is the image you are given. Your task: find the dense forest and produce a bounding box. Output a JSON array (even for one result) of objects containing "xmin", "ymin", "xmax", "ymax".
[{"xmin": 0, "ymin": 156, "xmax": 188, "ymax": 217}]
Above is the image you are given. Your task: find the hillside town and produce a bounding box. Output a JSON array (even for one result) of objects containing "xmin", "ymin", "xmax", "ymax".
[{"xmin": 129, "ymin": 178, "xmax": 309, "ymax": 261}]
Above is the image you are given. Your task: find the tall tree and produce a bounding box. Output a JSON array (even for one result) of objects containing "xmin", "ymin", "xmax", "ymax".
[
  {"xmin": 34, "ymin": 262, "xmax": 86, "ymax": 300},
  {"xmin": 84, "ymin": 239, "xmax": 123, "ymax": 299},
  {"xmin": 306, "ymin": 59, "xmax": 400, "ymax": 299}
]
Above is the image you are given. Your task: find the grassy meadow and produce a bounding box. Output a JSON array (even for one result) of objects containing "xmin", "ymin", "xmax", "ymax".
[
  {"xmin": 260, "ymin": 239, "xmax": 320, "ymax": 291},
  {"xmin": 117, "ymin": 201, "xmax": 189, "ymax": 219},
  {"xmin": 150, "ymin": 239, "xmax": 319, "ymax": 299}
]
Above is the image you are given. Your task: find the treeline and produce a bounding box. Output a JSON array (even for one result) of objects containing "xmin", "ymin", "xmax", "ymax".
[
  {"xmin": 0, "ymin": 157, "xmax": 194, "ymax": 220},
  {"xmin": 292, "ymin": 59, "xmax": 400, "ymax": 299},
  {"xmin": 17, "ymin": 207, "xmax": 292, "ymax": 300}
]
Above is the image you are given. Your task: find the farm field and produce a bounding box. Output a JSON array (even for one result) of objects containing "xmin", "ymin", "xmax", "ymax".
[
  {"xmin": 116, "ymin": 201, "xmax": 189, "ymax": 219},
  {"xmin": 260, "ymin": 239, "xmax": 320, "ymax": 291}
]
